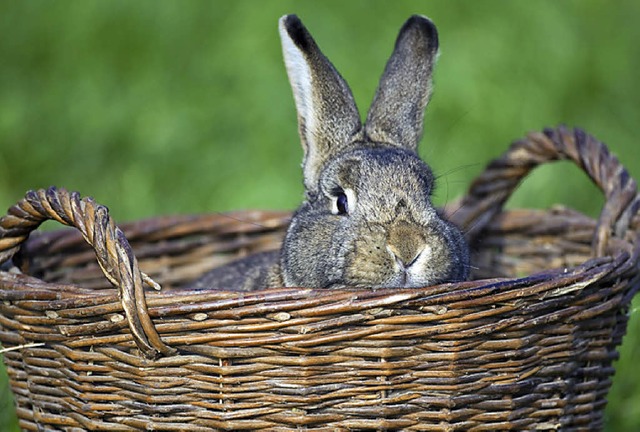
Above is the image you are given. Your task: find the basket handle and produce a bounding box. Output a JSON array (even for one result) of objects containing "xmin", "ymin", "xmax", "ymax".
[
  {"xmin": 0, "ymin": 187, "xmax": 175, "ymax": 359},
  {"xmin": 452, "ymin": 126, "xmax": 640, "ymax": 257}
]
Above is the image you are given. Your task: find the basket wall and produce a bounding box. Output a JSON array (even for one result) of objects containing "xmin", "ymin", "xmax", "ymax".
[
  {"xmin": 0, "ymin": 207, "xmax": 635, "ymax": 431},
  {"xmin": 1, "ymin": 127, "xmax": 639, "ymax": 431}
]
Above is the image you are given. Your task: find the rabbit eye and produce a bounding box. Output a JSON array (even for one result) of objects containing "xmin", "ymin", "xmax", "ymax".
[
  {"xmin": 330, "ymin": 188, "xmax": 355, "ymax": 216},
  {"xmin": 336, "ymin": 193, "xmax": 348, "ymax": 215}
]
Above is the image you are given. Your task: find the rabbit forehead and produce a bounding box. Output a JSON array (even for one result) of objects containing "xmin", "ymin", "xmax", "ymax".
[{"xmin": 321, "ymin": 147, "xmax": 434, "ymax": 198}]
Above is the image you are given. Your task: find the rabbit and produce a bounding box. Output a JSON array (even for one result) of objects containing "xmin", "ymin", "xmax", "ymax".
[{"xmin": 190, "ymin": 14, "xmax": 469, "ymax": 291}]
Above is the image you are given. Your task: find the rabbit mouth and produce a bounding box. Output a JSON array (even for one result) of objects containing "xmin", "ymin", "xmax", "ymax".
[
  {"xmin": 388, "ymin": 270, "xmax": 411, "ymax": 288},
  {"xmin": 386, "ymin": 245, "xmax": 461, "ymax": 288},
  {"xmin": 385, "ymin": 243, "xmax": 434, "ymax": 288},
  {"xmin": 386, "ymin": 268, "xmax": 428, "ymax": 288}
]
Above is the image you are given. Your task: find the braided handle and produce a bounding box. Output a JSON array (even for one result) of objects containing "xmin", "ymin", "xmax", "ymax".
[
  {"xmin": 453, "ymin": 126, "xmax": 640, "ymax": 257},
  {"xmin": 0, "ymin": 187, "xmax": 175, "ymax": 358}
]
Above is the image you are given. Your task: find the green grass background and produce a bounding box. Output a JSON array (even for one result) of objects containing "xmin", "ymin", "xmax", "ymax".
[{"xmin": 1, "ymin": 1, "xmax": 639, "ymax": 430}]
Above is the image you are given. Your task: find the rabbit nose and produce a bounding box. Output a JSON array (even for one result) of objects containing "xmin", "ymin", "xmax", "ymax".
[{"xmin": 386, "ymin": 221, "xmax": 426, "ymax": 268}]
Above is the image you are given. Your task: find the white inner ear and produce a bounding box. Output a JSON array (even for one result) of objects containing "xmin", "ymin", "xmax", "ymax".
[{"xmin": 279, "ymin": 18, "xmax": 316, "ymax": 144}]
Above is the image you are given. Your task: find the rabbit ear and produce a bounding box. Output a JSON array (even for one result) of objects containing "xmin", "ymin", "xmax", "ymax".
[
  {"xmin": 365, "ymin": 15, "xmax": 439, "ymax": 152},
  {"xmin": 279, "ymin": 15, "xmax": 362, "ymax": 192}
]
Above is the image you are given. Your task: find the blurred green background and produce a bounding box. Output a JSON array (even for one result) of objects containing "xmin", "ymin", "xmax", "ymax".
[{"xmin": 1, "ymin": 1, "xmax": 639, "ymax": 430}]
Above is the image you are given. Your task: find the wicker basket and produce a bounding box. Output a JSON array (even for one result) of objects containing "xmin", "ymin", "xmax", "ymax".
[{"xmin": 0, "ymin": 126, "xmax": 638, "ymax": 431}]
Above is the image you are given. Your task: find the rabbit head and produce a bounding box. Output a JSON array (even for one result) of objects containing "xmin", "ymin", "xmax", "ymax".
[{"xmin": 278, "ymin": 14, "xmax": 469, "ymax": 289}]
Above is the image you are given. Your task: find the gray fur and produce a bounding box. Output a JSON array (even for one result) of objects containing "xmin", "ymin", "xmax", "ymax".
[
  {"xmin": 365, "ymin": 15, "xmax": 439, "ymax": 151},
  {"xmin": 279, "ymin": 14, "xmax": 363, "ymax": 193},
  {"xmin": 189, "ymin": 250, "xmax": 282, "ymax": 291},
  {"xmin": 191, "ymin": 15, "xmax": 469, "ymax": 291}
]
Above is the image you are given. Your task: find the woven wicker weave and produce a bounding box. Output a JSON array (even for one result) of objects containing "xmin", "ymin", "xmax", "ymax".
[{"xmin": 0, "ymin": 126, "xmax": 638, "ymax": 431}]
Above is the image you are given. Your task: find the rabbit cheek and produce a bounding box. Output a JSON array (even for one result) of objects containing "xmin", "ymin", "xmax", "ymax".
[
  {"xmin": 412, "ymin": 232, "xmax": 452, "ymax": 285},
  {"xmin": 344, "ymin": 230, "xmax": 396, "ymax": 287},
  {"xmin": 281, "ymin": 211, "xmax": 349, "ymax": 288},
  {"xmin": 441, "ymin": 224, "xmax": 470, "ymax": 282}
]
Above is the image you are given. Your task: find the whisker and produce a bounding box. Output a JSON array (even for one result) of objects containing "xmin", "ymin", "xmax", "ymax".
[
  {"xmin": 434, "ymin": 163, "xmax": 482, "ymax": 181},
  {"xmin": 215, "ymin": 211, "xmax": 272, "ymax": 229},
  {"xmin": 443, "ymin": 108, "xmax": 474, "ymax": 136},
  {"xmin": 443, "ymin": 201, "xmax": 464, "ymax": 219}
]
